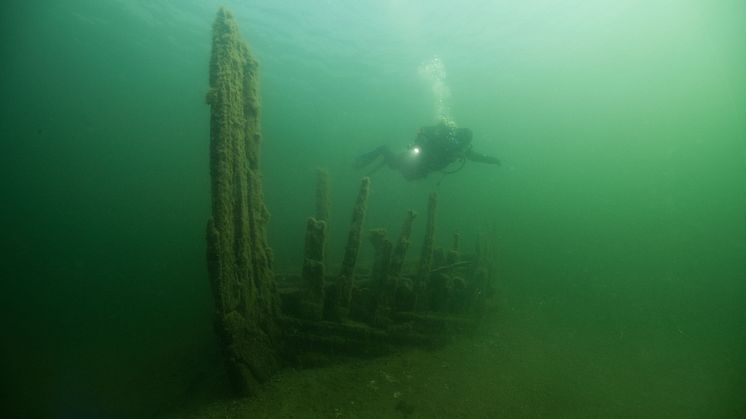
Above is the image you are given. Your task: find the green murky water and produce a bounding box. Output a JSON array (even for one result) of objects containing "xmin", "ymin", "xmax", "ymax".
[{"xmin": 1, "ymin": 1, "xmax": 744, "ymax": 417}]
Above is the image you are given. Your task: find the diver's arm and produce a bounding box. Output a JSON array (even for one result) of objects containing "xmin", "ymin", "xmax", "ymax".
[{"xmin": 466, "ymin": 149, "xmax": 501, "ymax": 166}]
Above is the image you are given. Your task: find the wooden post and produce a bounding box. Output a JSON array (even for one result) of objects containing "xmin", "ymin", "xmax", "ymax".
[
  {"xmin": 315, "ymin": 168, "xmax": 330, "ymax": 223},
  {"xmin": 389, "ymin": 210, "xmax": 417, "ymax": 278},
  {"xmin": 205, "ymin": 7, "xmax": 280, "ymax": 394},
  {"xmin": 333, "ymin": 177, "xmax": 370, "ymax": 318},
  {"xmin": 301, "ymin": 217, "xmax": 326, "ymax": 319},
  {"xmin": 416, "ymin": 193, "xmax": 437, "ymax": 308}
]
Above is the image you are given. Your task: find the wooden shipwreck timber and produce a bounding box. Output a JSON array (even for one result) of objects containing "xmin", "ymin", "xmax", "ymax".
[
  {"xmin": 278, "ymin": 175, "xmax": 498, "ymax": 365},
  {"xmin": 205, "ymin": 8, "xmax": 498, "ymax": 395}
]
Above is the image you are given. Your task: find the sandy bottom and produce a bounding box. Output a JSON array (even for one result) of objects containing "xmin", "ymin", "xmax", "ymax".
[{"xmin": 165, "ymin": 298, "xmax": 744, "ymax": 419}]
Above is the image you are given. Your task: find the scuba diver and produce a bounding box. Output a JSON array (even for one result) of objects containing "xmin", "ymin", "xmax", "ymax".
[{"xmin": 354, "ymin": 120, "xmax": 501, "ymax": 180}]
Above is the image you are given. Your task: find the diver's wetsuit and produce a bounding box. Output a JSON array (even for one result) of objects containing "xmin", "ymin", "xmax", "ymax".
[{"xmin": 355, "ymin": 122, "xmax": 500, "ymax": 180}]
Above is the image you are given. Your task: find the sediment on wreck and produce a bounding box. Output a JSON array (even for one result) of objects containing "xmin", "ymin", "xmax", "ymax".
[{"xmin": 205, "ymin": 7, "xmax": 280, "ymax": 395}]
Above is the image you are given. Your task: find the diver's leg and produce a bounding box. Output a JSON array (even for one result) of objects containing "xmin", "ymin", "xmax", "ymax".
[
  {"xmin": 466, "ymin": 149, "xmax": 501, "ymax": 166},
  {"xmin": 366, "ymin": 159, "xmax": 387, "ymax": 176},
  {"xmin": 354, "ymin": 146, "xmax": 386, "ymax": 169},
  {"xmin": 355, "ymin": 145, "xmax": 400, "ymax": 170},
  {"xmin": 378, "ymin": 146, "xmax": 399, "ymax": 169}
]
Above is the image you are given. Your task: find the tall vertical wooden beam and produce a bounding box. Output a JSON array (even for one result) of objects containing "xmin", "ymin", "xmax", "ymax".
[
  {"xmin": 315, "ymin": 168, "xmax": 330, "ymax": 223},
  {"xmin": 389, "ymin": 210, "xmax": 418, "ymax": 278},
  {"xmin": 205, "ymin": 7, "xmax": 280, "ymax": 394},
  {"xmin": 334, "ymin": 177, "xmax": 370, "ymax": 317},
  {"xmin": 416, "ymin": 193, "xmax": 437, "ymax": 306}
]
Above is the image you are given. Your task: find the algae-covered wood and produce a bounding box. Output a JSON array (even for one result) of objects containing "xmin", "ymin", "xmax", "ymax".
[{"xmin": 205, "ymin": 7, "xmax": 280, "ymax": 395}]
